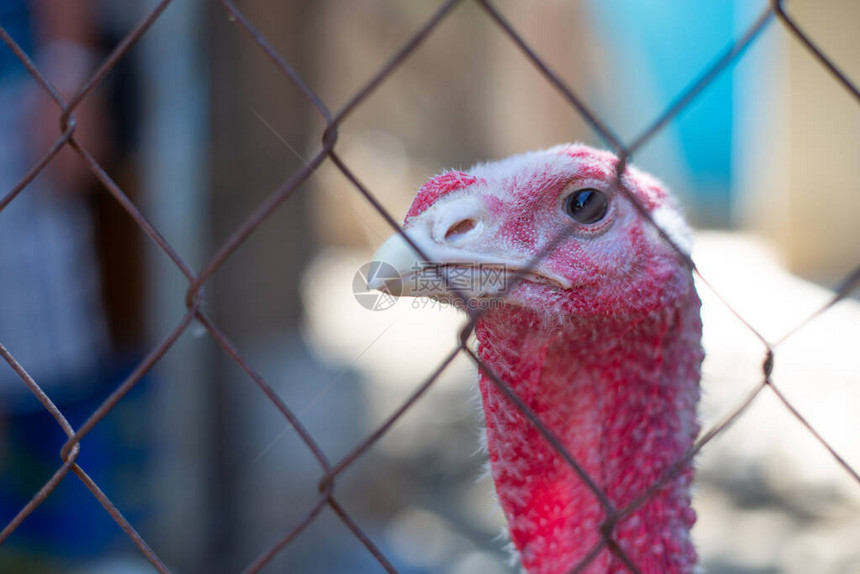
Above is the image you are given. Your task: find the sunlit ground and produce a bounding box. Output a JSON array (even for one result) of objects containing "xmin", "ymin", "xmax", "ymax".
[{"xmin": 300, "ymin": 231, "xmax": 860, "ymax": 574}]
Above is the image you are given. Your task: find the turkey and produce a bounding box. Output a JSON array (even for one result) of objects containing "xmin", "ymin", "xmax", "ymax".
[{"xmin": 371, "ymin": 144, "xmax": 703, "ymax": 574}]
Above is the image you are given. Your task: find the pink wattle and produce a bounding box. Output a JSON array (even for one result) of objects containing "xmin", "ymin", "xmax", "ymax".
[{"xmin": 476, "ymin": 285, "xmax": 702, "ymax": 574}]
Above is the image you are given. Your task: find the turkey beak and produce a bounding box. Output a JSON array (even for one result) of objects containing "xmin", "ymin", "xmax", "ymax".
[
  {"xmin": 369, "ymin": 195, "xmax": 570, "ymax": 296},
  {"xmin": 368, "ymin": 198, "xmax": 517, "ymax": 297},
  {"xmin": 367, "ymin": 232, "xmax": 422, "ymax": 292},
  {"xmin": 369, "ymin": 194, "xmax": 487, "ymax": 296},
  {"xmin": 368, "ymin": 230, "xmax": 483, "ymax": 297}
]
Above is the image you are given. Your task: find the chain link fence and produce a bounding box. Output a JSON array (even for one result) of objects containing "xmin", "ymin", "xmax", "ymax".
[{"xmin": 1, "ymin": 1, "xmax": 859, "ymax": 572}]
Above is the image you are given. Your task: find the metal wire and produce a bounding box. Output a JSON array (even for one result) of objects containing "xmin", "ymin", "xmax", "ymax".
[{"xmin": 1, "ymin": 0, "xmax": 858, "ymax": 572}]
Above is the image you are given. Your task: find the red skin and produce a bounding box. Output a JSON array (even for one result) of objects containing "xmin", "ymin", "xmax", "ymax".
[
  {"xmin": 403, "ymin": 144, "xmax": 703, "ymax": 573},
  {"xmin": 477, "ymin": 288, "xmax": 701, "ymax": 574},
  {"xmin": 405, "ymin": 171, "xmax": 484, "ymax": 224}
]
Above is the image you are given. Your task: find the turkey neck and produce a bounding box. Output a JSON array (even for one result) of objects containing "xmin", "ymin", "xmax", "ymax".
[{"xmin": 475, "ymin": 296, "xmax": 702, "ymax": 574}]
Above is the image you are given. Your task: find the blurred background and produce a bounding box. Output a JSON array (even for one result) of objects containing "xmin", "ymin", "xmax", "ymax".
[{"xmin": 0, "ymin": 0, "xmax": 858, "ymax": 573}]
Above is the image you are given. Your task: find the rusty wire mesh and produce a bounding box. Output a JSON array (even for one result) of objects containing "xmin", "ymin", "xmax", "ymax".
[{"xmin": 1, "ymin": 0, "xmax": 859, "ymax": 573}]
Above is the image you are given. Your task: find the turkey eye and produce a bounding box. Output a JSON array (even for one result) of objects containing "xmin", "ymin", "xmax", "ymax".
[{"xmin": 564, "ymin": 188, "xmax": 608, "ymax": 224}]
